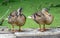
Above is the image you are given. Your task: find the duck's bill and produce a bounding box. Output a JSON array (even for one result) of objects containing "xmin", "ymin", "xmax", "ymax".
[{"xmin": 27, "ymin": 16, "xmax": 32, "ymax": 19}]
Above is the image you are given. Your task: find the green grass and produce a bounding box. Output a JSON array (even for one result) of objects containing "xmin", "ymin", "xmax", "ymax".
[{"xmin": 0, "ymin": 0, "xmax": 60, "ymax": 29}]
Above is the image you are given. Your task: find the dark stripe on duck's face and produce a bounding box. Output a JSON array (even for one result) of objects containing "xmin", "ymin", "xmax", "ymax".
[
  {"xmin": 34, "ymin": 14, "xmax": 36, "ymax": 19},
  {"xmin": 35, "ymin": 13, "xmax": 41, "ymax": 17},
  {"xmin": 33, "ymin": 13, "xmax": 40, "ymax": 19},
  {"xmin": 34, "ymin": 13, "xmax": 42, "ymax": 17}
]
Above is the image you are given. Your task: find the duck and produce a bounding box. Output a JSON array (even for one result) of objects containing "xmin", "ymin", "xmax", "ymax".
[
  {"xmin": 8, "ymin": 8, "xmax": 26, "ymax": 32},
  {"xmin": 28, "ymin": 8, "xmax": 54, "ymax": 32}
]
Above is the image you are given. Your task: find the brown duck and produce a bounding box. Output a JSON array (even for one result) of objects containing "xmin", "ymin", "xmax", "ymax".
[
  {"xmin": 28, "ymin": 8, "xmax": 54, "ymax": 32},
  {"xmin": 8, "ymin": 8, "xmax": 26, "ymax": 32}
]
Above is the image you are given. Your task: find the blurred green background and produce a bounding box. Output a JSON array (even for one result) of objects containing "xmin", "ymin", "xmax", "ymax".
[{"xmin": 0, "ymin": 0, "xmax": 60, "ymax": 29}]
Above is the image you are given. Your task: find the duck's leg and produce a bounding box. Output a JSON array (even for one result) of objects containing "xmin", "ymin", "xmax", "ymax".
[
  {"xmin": 39, "ymin": 25, "xmax": 41, "ymax": 31},
  {"xmin": 19, "ymin": 26, "xmax": 22, "ymax": 32},
  {"xmin": 43, "ymin": 24, "xmax": 46, "ymax": 31},
  {"xmin": 12, "ymin": 24, "xmax": 15, "ymax": 32},
  {"xmin": 40, "ymin": 24, "xmax": 45, "ymax": 32}
]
